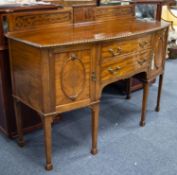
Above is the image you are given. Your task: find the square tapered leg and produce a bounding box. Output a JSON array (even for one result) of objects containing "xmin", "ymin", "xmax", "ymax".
[
  {"xmin": 42, "ymin": 115, "xmax": 54, "ymax": 171},
  {"xmin": 155, "ymin": 74, "xmax": 164, "ymax": 112},
  {"xmin": 14, "ymin": 99, "xmax": 25, "ymax": 147},
  {"xmin": 140, "ymin": 82, "xmax": 149, "ymax": 127},
  {"xmin": 90, "ymin": 103, "xmax": 100, "ymax": 155}
]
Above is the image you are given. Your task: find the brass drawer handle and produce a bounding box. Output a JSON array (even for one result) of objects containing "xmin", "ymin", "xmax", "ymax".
[
  {"xmin": 108, "ymin": 47, "xmax": 122, "ymax": 56},
  {"xmin": 137, "ymin": 59, "xmax": 146, "ymax": 65},
  {"xmin": 139, "ymin": 41, "xmax": 148, "ymax": 48},
  {"xmin": 108, "ymin": 66, "xmax": 121, "ymax": 74}
]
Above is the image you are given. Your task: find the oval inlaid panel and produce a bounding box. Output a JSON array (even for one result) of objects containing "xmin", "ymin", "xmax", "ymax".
[{"xmin": 61, "ymin": 55, "xmax": 86, "ymax": 101}]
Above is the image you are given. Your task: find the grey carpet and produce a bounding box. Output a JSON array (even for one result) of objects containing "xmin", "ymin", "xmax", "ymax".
[{"xmin": 0, "ymin": 59, "xmax": 177, "ymax": 175}]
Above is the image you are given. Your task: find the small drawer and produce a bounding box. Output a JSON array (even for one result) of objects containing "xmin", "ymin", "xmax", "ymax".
[
  {"xmin": 101, "ymin": 35, "xmax": 152, "ymax": 62},
  {"xmin": 101, "ymin": 50, "xmax": 151, "ymax": 83}
]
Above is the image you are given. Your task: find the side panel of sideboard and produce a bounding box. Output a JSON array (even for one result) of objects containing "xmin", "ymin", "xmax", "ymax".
[
  {"xmin": 0, "ymin": 40, "xmax": 41, "ymax": 138},
  {"xmin": 9, "ymin": 40, "xmax": 43, "ymax": 112}
]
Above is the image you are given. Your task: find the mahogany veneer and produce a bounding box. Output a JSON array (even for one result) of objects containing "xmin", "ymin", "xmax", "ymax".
[{"xmin": 5, "ymin": 4, "xmax": 169, "ymax": 170}]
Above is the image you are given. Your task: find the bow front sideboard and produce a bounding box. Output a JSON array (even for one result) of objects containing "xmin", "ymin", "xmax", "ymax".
[{"xmin": 5, "ymin": 4, "xmax": 169, "ymax": 170}]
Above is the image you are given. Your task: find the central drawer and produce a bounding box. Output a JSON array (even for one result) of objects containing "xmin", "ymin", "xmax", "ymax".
[
  {"xmin": 101, "ymin": 35, "xmax": 151, "ymax": 62},
  {"xmin": 101, "ymin": 50, "xmax": 151, "ymax": 83}
]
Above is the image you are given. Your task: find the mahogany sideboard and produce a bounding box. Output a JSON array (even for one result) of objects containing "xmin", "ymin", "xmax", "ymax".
[
  {"xmin": 5, "ymin": 4, "xmax": 169, "ymax": 170},
  {"xmin": 0, "ymin": 4, "xmax": 62, "ymax": 138}
]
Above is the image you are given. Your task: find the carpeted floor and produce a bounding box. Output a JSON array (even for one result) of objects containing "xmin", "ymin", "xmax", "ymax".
[{"xmin": 0, "ymin": 59, "xmax": 177, "ymax": 175}]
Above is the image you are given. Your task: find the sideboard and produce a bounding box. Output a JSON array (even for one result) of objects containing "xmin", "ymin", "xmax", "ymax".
[{"xmin": 5, "ymin": 3, "xmax": 169, "ymax": 170}]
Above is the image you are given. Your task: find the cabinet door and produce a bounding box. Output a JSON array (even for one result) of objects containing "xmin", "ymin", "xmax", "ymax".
[
  {"xmin": 150, "ymin": 30, "xmax": 167, "ymax": 77},
  {"xmin": 54, "ymin": 48, "xmax": 93, "ymax": 112}
]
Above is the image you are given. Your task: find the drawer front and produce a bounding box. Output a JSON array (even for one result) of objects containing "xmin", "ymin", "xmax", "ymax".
[
  {"xmin": 101, "ymin": 35, "xmax": 151, "ymax": 61},
  {"xmin": 101, "ymin": 50, "xmax": 151, "ymax": 83}
]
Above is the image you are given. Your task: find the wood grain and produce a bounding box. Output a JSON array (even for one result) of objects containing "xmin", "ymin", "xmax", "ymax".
[{"xmin": 6, "ymin": 5, "xmax": 169, "ymax": 170}]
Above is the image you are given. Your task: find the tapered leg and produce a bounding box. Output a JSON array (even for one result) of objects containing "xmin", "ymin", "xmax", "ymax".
[
  {"xmin": 126, "ymin": 78, "xmax": 132, "ymax": 99},
  {"xmin": 155, "ymin": 74, "xmax": 164, "ymax": 112},
  {"xmin": 14, "ymin": 99, "xmax": 25, "ymax": 147},
  {"xmin": 42, "ymin": 116, "xmax": 53, "ymax": 171},
  {"xmin": 90, "ymin": 103, "xmax": 100, "ymax": 155},
  {"xmin": 140, "ymin": 82, "xmax": 149, "ymax": 127}
]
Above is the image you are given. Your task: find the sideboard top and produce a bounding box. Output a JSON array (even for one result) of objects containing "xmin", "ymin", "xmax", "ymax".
[{"xmin": 6, "ymin": 19, "xmax": 169, "ymax": 48}]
